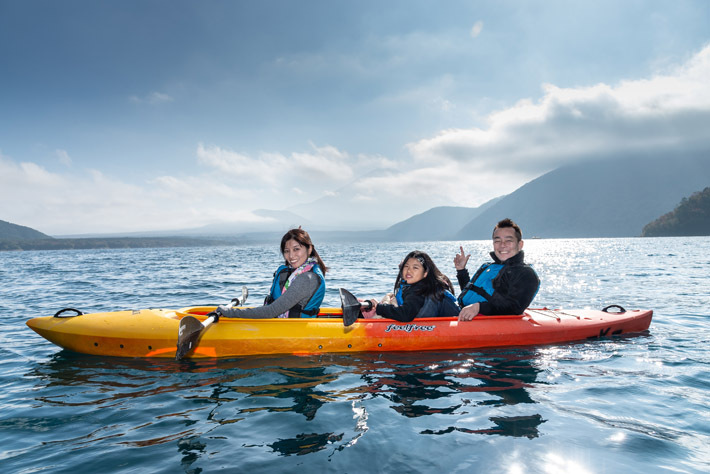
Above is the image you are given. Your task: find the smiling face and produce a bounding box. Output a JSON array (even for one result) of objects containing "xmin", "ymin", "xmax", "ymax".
[
  {"xmin": 492, "ymin": 226, "xmax": 523, "ymax": 262},
  {"xmin": 283, "ymin": 239, "xmax": 311, "ymax": 268},
  {"xmin": 402, "ymin": 257, "xmax": 428, "ymax": 285}
]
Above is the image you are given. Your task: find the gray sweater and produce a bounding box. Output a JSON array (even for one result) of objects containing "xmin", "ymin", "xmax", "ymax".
[{"xmin": 217, "ymin": 272, "xmax": 321, "ymax": 319}]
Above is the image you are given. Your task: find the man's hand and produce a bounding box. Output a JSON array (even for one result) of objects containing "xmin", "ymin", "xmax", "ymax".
[
  {"xmin": 453, "ymin": 246, "xmax": 470, "ymax": 271},
  {"xmin": 458, "ymin": 303, "xmax": 480, "ymax": 321}
]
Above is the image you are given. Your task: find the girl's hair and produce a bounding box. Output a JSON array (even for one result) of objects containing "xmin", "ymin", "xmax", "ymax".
[
  {"xmin": 394, "ymin": 250, "xmax": 454, "ymax": 300},
  {"xmin": 280, "ymin": 228, "xmax": 328, "ymax": 274}
]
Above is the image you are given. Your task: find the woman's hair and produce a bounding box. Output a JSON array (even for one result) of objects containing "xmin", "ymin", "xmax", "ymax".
[
  {"xmin": 280, "ymin": 228, "xmax": 328, "ymax": 274},
  {"xmin": 394, "ymin": 250, "xmax": 454, "ymax": 300}
]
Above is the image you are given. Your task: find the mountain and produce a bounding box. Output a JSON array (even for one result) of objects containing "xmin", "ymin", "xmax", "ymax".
[
  {"xmin": 6, "ymin": 155, "xmax": 708, "ymax": 249},
  {"xmin": 0, "ymin": 220, "xmax": 52, "ymax": 240},
  {"xmin": 642, "ymin": 187, "xmax": 710, "ymax": 237},
  {"xmin": 454, "ymin": 155, "xmax": 710, "ymax": 239},
  {"xmin": 180, "ymin": 209, "xmax": 313, "ymax": 235},
  {"xmin": 54, "ymin": 209, "xmax": 313, "ymax": 239},
  {"xmin": 381, "ymin": 199, "xmax": 502, "ymax": 241},
  {"xmin": 286, "ymin": 167, "xmax": 458, "ymax": 230}
]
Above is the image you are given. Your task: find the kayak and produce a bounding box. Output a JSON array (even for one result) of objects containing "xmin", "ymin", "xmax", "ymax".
[{"xmin": 26, "ymin": 304, "xmax": 653, "ymax": 359}]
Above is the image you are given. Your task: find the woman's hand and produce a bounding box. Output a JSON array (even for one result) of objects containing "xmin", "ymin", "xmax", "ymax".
[{"xmin": 453, "ymin": 246, "xmax": 470, "ymax": 271}]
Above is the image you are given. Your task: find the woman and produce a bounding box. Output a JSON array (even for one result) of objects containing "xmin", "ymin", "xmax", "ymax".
[
  {"xmin": 361, "ymin": 250, "xmax": 459, "ymax": 322},
  {"xmin": 216, "ymin": 228, "xmax": 328, "ymax": 319}
]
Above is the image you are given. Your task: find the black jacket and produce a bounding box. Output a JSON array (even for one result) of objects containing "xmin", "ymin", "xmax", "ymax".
[
  {"xmin": 456, "ymin": 250, "xmax": 540, "ymax": 315},
  {"xmin": 375, "ymin": 280, "xmax": 428, "ymax": 322}
]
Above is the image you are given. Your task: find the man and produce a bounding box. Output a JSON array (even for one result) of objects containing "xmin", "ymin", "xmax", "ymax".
[{"xmin": 455, "ymin": 218, "xmax": 540, "ymax": 321}]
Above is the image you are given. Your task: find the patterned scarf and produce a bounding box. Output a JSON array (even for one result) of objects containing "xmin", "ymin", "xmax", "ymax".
[{"xmin": 277, "ymin": 257, "xmax": 317, "ymax": 318}]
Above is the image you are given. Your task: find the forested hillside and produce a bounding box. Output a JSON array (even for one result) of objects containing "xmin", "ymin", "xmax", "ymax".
[
  {"xmin": 0, "ymin": 220, "xmax": 52, "ymax": 240},
  {"xmin": 642, "ymin": 187, "xmax": 710, "ymax": 237}
]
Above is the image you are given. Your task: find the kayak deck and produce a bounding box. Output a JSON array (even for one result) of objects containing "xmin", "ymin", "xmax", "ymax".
[{"xmin": 26, "ymin": 306, "xmax": 653, "ymax": 358}]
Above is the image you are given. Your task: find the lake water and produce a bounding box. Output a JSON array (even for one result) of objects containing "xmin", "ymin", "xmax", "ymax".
[{"xmin": 1, "ymin": 237, "xmax": 709, "ymax": 473}]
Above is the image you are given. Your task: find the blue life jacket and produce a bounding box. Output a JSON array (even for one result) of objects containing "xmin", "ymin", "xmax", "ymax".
[
  {"xmin": 396, "ymin": 282, "xmax": 460, "ymax": 318},
  {"xmin": 457, "ymin": 263, "xmax": 504, "ymax": 307},
  {"xmin": 265, "ymin": 264, "xmax": 326, "ymax": 318}
]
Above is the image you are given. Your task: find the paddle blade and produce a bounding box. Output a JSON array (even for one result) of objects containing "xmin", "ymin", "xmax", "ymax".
[
  {"xmin": 339, "ymin": 288, "xmax": 362, "ymax": 327},
  {"xmin": 241, "ymin": 286, "xmax": 249, "ymax": 305},
  {"xmin": 176, "ymin": 316, "xmax": 205, "ymax": 360}
]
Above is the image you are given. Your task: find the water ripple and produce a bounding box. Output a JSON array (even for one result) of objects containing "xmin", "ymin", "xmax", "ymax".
[{"xmin": 2, "ymin": 237, "xmax": 710, "ymax": 473}]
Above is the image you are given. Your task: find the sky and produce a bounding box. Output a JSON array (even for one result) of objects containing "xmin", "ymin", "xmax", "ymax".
[{"xmin": 1, "ymin": 0, "xmax": 710, "ymax": 235}]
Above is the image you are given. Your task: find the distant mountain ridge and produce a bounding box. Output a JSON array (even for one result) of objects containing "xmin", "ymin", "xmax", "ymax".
[
  {"xmin": 379, "ymin": 199, "xmax": 502, "ymax": 241},
  {"xmin": 286, "ymin": 166, "xmax": 460, "ymax": 230},
  {"xmin": 455, "ymin": 155, "xmax": 710, "ymax": 239},
  {"xmin": 0, "ymin": 219, "xmax": 52, "ymax": 240},
  {"xmin": 4, "ymin": 154, "xmax": 709, "ymax": 250},
  {"xmin": 177, "ymin": 209, "xmax": 313, "ymax": 236}
]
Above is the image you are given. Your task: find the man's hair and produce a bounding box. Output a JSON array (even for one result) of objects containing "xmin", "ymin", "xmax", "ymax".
[{"xmin": 493, "ymin": 218, "xmax": 522, "ymax": 242}]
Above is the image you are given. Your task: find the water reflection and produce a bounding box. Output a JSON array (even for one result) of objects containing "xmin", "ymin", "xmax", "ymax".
[
  {"xmin": 177, "ymin": 437, "xmax": 206, "ymax": 474},
  {"xmin": 268, "ymin": 432, "xmax": 344, "ymax": 456},
  {"xmin": 223, "ymin": 364, "xmax": 336, "ymax": 421},
  {"xmin": 421, "ymin": 414, "xmax": 545, "ymax": 438},
  {"xmin": 196, "ymin": 355, "xmax": 353, "ymax": 457},
  {"xmin": 355, "ymin": 349, "xmax": 546, "ymax": 438},
  {"xmin": 25, "ymin": 348, "xmax": 547, "ymax": 463}
]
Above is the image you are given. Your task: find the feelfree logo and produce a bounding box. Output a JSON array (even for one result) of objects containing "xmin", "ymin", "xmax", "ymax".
[{"xmin": 384, "ymin": 323, "xmax": 436, "ymax": 333}]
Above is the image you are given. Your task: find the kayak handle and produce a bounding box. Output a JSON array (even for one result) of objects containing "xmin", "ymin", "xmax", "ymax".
[
  {"xmin": 602, "ymin": 305, "xmax": 626, "ymax": 313},
  {"xmin": 53, "ymin": 308, "xmax": 84, "ymax": 318}
]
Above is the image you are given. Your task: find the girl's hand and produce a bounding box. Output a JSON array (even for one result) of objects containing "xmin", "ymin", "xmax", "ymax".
[
  {"xmin": 453, "ymin": 246, "xmax": 470, "ymax": 270},
  {"xmin": 380, "ymin": 292, "xmax": 396, "ymax": 305}
]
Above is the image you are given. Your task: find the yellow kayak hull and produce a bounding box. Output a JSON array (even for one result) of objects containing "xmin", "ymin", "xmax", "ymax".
[{"xmin": 26, "ymin": 306, "xmax": 653, "ymax": 358}]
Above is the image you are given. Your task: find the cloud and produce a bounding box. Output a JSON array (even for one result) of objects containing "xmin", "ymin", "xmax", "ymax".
[
  {"xmin": 196, "ymin": 144, "xmax": 281, "ymax": 184},
  {"xmin": 339, "ymin": 42, "xmax": 710, "ymax": 215},
  {"xmin": 6, "ymin": 44, "xmax": 710, "ymax": 234},
  {"xmin": 351, "ymin": 165, "xmax": 461, "ymax": 206},
  {"xmin": 56, "ymin": 149, "xmax": 72, "ymax": 166},
  {"xmin": 407, "ymin": 44, "xmax": 710, "ymax": 176},
  {"xmin": 0, "ymin": 141, "xmax": 401, "ymax": 234},
  {"xmin": 349, "ymin": 161, "xmax": 531, "ymax": 211},
  {"xmin": 129, "ymin": 91, "xmax": 174, "ymax": 105},
  {"xmin": 0, "ymin": 152, "xmax": 267, "ymax": 234},
  {"xmin": 196, "ymin": 141, "xmax": 396, "ymax": 189},
  {"xmin": 470, "ymin": 21, "xmax": 484, "ymax": 38}
]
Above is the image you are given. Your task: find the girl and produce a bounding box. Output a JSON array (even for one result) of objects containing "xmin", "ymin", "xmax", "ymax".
[
  {"xmin": 361, "ymin": 250, "xmax": 459, "ymax": 322},
  {"xmin": 216, "ymin": 228, "xmax": 328, "ymax": 319}
]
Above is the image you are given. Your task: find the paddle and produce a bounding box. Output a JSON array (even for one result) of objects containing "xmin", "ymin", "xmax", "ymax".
[
  {"xmin": 175, "ymin": 286, "xmax": 248, "ymax": 360},
  {"xmin": 339, "ymin": 288, "xmax": 373, "ymax": 327}
]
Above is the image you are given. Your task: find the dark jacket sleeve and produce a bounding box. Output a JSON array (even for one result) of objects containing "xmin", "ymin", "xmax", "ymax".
[
  {"xmin": 456, "ymin": 268, "xmax": 471, "ymax": 291},
  {"xmin": 478, "ymin": 265, "xmax": 540, "ymax": 315},
  {"xmin": 375, "ymin": 286, "xmax": 426, "ymax": 322}
]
